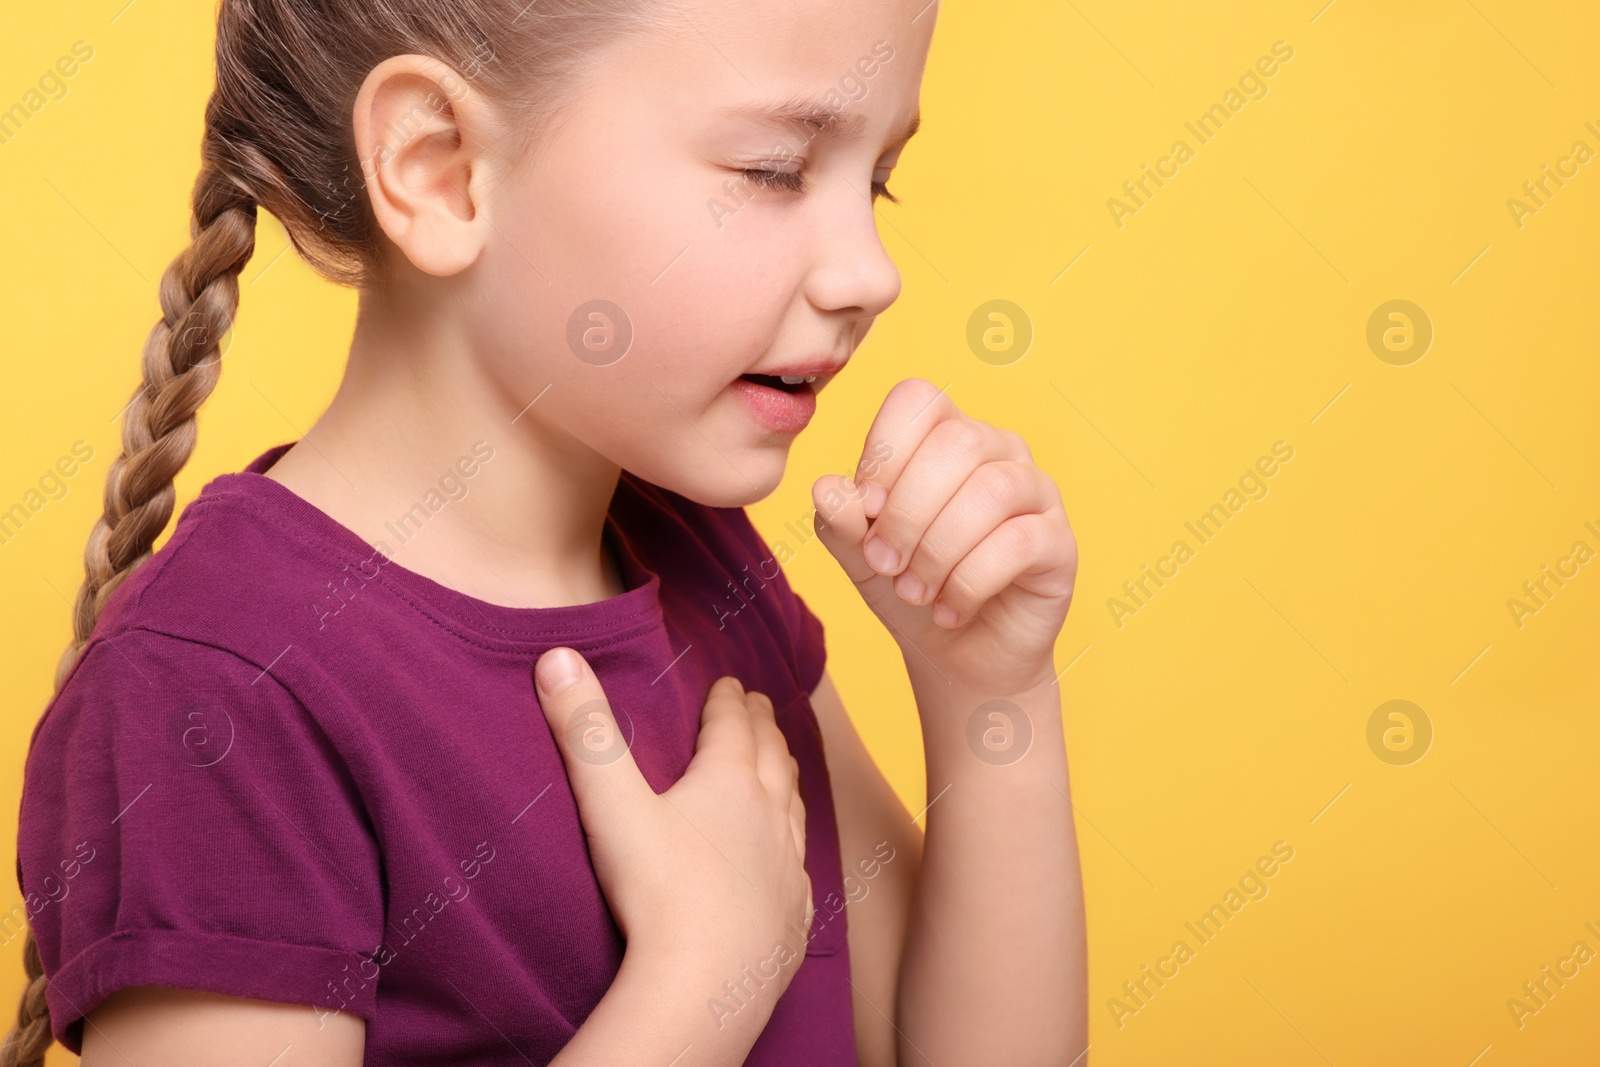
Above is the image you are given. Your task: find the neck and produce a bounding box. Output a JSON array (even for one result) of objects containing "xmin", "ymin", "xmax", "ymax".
[{"xmin": 263, "ymin": 286, "xmax": 627, "ymax": 608}]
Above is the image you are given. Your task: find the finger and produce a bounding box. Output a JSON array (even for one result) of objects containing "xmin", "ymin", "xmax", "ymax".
[
  {"xmin": 533, "ymin": 647, "xmax": 655, "ymax": 834},
  {"xmin": 931, "ymin": 511, "xmax": 1076, "ymax": 627},
  {"xmin": 895, "ymin": 460, "xmax": 1059, "ymax": 609},
  {"xmin": 689, "ymin": 676, "xmax": 757, "ymax": 768},
  {"xmin": 811, "ymin": 473, "xmax": 884, "ymax": 588},
  {"xmin": 743, "ymin": 689, "xmax": 795, "ymax": 802},
  {"xmin": 852, "ymin": 378, "xmax": 963, "ymax": 518},
  {"xmin": 862, "ymin": 418, "xmax": 1021, "ymax": 580},
  {"xmin": 788, "ymin": 781, "xmax": 807, "ymax": 864}
]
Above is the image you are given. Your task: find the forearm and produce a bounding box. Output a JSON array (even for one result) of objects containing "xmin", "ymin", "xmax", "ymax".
[
  {"xmin": 551, "ymin": 942, "xmax": 786, "ymax": 1067},
  {"xmin": 895, "ymin": 659, "xmax": 1088, "ymax": 1066}
]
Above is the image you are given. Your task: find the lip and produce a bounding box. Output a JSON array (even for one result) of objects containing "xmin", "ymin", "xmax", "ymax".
[{"xmin": 730, "ymin": 376, "xmax": 818, "ymax": 433}]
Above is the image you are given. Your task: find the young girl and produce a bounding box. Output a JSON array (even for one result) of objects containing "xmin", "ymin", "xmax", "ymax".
[{"xmin": 9, "ymin": 1, "xmax": 1087, "ymax": 1064}]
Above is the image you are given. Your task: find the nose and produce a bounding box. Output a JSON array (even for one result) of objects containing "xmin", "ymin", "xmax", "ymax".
[{"xmin": 802, "ymin": 182, "xmax": 903, "ymax": 320}]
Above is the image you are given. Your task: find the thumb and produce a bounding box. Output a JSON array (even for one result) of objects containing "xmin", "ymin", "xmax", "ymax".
[
  {"xmin": 811, "ymin": 473, "xmax": 889, "ymax": 589},
  {"xmin": 534, "ymin": 647, "xmax": 655, "ymax": 833}
]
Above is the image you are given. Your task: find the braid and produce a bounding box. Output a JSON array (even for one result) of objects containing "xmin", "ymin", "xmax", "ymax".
[
  {"xmin": 57, "ymin": 162, "xmax": 257, "ymax": 688},
  {"xmin": 1, "ymin": 132, "xmax": 257, "ymax": 1067},
  {"xmin": 0, "ymin": 935, "xmax": 48, "ymax": 1067}
]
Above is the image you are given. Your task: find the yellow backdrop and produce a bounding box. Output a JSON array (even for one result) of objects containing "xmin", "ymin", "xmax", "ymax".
[{"xmin": 3, "ymin": 1, "xmax": 1597, "ymax": 1064}]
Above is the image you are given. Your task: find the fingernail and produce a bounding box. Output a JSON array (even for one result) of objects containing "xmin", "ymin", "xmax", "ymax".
[
  {"xmin": 932, "ymin": 601, "xmax": 958, "ymax": 627},
  {"xmin": 537, "ymin": 648, "xmax": 583, "ymax": 693},
  {"xmin": 864, "ymin": 536, "xmax": 899, "ymax": 573},
  {"xmin": 842, "ymin": 475, "xmax": 857, "ymax": 495},
  {"xmin": 895, "ymin": 569, "xmax": 924, "ymax": 603}
]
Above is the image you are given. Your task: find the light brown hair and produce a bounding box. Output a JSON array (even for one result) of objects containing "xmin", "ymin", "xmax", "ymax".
[{"xmin": 3, "ymin": 1, "xmax": 648, "ymax": 1061}]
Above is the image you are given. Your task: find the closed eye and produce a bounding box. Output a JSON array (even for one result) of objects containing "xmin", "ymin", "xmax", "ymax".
[{"xmin": 741, "ymin": 168, "xmax": 900, "ymax": 204}]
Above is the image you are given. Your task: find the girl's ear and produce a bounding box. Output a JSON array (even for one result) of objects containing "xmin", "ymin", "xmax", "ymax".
[{"xmin": 352, "ymin": 54, "xmax": 499, "ymax": 277}]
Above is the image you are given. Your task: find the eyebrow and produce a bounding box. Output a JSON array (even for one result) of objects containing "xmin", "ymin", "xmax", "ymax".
[{"xmin": 719, "ymin": 96, "xmax": 922, "ymax": 147}]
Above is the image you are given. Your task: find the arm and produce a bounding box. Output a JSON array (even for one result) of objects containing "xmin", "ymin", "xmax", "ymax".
[
  {"xmin": 84, "ymin": 940, "xmax": 776, "ymax": 1067},
  {"xmin": 806, "ymin": 378, "xmax": 1090, "ymax": 1065},
  {"xmin": 894, "ymin": 664, "xmax": 1087, "ymax": 1066},
  {"xmin": 83, "ymin": 987, "xmax": 366, "ymax": 1066},
  {"xmin": 810, "ymin": 668, "xmax": 1087, "ymax": 1067},
  {"xmin": 809, "ymin": 670, "xmax": 923, "ymax": 1067}
]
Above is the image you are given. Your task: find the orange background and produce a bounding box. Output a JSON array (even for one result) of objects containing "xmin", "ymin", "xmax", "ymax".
[{"xmin": 3, "ymin": 1, "xmax": 1598, "ymax": 1063}]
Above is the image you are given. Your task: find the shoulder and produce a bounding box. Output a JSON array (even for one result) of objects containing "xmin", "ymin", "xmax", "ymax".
[
  {"xmin": 85, "ymin": 470, "xmax": 386, "ymax": 679},
  {"xmin": 27, "ymin": 626, "xmax": 329, "ymax": 775},
  {"xmin": 30, "ymin": 468, "xmax": 351, "ymax": 786}
]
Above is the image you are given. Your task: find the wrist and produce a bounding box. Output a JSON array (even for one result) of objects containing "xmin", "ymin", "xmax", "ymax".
[
  {"xmin": 621, "ymin": 931, "xmax": 797, "ymax": 1030},
  {"xmin": 904, "ymin": 661, "xmax": 1067, "ymax": 771},
  {"xmin": 558, "ymin": 944, "xmax": 768, "ymax": 1067},
  {"xmin": 901, "ymin": 653, "xmax": 1060, "ymax": 710},
  {"xmin": 621, "ymin": 932, "xmax": 718, "ymax": 988}
]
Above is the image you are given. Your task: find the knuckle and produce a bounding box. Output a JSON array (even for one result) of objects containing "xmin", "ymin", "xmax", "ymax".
[
  {"xmin": 878, "ymin": 492, "xmax": 916, "ymax": 533},
  {"xmin": 914, "ymin": 527, "xmax": 954, "ymax": 570},
  {"xmin": 728, "ymin": 763, "xmax": 767, "ymax": 805},
  {"xmin": 996, "ymin": 514, "xmax": 1035, "ymax": 557},
  {"xmin": 944, "ymin": 562, "xmax": 982, "ymax": 605},
  {"xmin": 974, "ymin": 461, "xmax": 1024, "ymax": 508},
  {"xmin": 906, "ymin": 548, "xmax": 939, "ymax": 580},
  {"xmin": 763, "ymin": 726, "xmax": 793, "ymax": 764},
  {"xmin": 936, "ymin": 419, "xmax": 986, "ymax": 461},
  {"xmin": 894, "ymin": 377, "xmax": 942, "ymax": 404},
  {"xmin": 1002, "ymin": 426, "xmax": 1032, "ymax": 458},
  {"xmin": 876, "ymin": 508, "xmax": 915, "ymax": 547}
]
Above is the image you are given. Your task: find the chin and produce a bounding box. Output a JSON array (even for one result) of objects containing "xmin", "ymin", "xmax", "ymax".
[{"xmin": 644, "ymin": 449, "xmax": 791, "ymax": 510}]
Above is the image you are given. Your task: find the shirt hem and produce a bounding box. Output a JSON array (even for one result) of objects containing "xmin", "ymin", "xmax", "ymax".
[{"xmin": 48, "ymin": 927, "xmax": 378, "ymax": 1054}]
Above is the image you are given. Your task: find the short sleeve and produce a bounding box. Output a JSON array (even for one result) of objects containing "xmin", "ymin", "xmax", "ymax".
[
  {"xmin": 16, "ymin": 629, "xmax": 384, "ymax": 1054},
  {"xmin": 727, "ymin": 506, "xmax": 829, "ymax": 696}
]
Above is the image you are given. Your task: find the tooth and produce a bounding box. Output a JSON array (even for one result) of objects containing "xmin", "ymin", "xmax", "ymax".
[{"xmin": 780, "ymin": 375, "xmax": 810, "ymax": 385}]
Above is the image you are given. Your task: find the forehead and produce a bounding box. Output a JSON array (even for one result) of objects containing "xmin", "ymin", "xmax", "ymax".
[{"xmin": 612, "ymin": 0, "xmax": 934, "ymax": 137}]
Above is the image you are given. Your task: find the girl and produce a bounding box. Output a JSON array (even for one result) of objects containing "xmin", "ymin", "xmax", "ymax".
[{"xmin": 9, "ymin": 0, "xmax": 1087, "ymax": 1064}]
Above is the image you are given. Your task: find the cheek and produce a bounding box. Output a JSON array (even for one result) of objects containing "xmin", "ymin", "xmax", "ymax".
[
  {"xmin": 472, "ymin": 149, "xmax": 799, "ymax": 491},
  {"xmin": 492, "ymin": 167, "xmax": 793, "ymax": 385}
]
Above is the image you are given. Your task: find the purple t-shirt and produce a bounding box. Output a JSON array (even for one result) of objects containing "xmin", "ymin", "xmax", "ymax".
[{"xmin": 16, "ymin": 442, "xmax": 857, "ymax": 1063}]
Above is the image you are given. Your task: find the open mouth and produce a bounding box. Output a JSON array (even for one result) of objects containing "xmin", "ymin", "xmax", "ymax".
[
  {"xmin": 730, "ymin": 372, "xmax": 819, "ymax": 432},
  {"xmin": 738, "ymin": 373, "xmax": 815, "ymax": 394}
]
